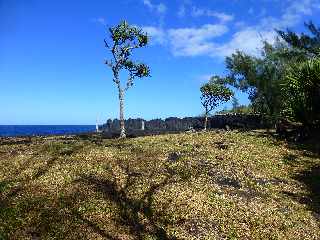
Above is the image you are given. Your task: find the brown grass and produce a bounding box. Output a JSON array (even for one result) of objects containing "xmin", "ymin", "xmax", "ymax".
[{"xmin": 0, "ymin": 130, "xmax": 319, "ymax": 239}]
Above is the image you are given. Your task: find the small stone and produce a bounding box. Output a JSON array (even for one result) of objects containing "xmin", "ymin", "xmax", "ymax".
[{"xmin": 168, "ymin": 152, "xmax": 181, "ymax": 162}]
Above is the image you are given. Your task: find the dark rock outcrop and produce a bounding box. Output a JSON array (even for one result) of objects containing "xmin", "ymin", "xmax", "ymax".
[{"xmin": 100, "ymin": 114, "xmax": 264, "ymax": 138}]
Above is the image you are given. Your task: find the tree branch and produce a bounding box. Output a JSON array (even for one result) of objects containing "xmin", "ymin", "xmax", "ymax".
[{"xmin": 104, "ymin": 39, "xmax": 110, "ymax": 49}]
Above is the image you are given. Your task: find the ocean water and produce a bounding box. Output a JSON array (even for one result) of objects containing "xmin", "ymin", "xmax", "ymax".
[{"xmin": 0, "ymin": 125, "xmax": 96, "ymax": 137}]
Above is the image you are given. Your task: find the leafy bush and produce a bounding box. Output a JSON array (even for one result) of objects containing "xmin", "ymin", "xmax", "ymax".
[{"xmin": 282, "ymin": 58, "xmax": 320, "ymax": 126}]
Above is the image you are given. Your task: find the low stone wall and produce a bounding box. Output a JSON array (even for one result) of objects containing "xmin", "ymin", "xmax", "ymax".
[{"xmin": 100, "ymin": 114, "xmax": 264, "ymax": 138}]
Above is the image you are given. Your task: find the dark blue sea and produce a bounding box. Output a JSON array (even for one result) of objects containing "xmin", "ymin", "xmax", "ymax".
[{"xmin": 0, "ymin": 125, "xmax": 96, "ymax": 137}]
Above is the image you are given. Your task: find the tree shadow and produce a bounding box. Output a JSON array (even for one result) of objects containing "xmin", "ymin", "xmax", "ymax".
[
  {"xmin": 278, "ymin": 136, "xmax": 320, "ymax": 220},
  {"xmin": 0, "ymin": 187, "xmax": 123, "ymax": 240},
  {"xmin": 242, "ymin": 129, "xmax": 320, "ymax": 220},
  {"xmin": 1, "ymin": 138, "xmax": 186, "ymax": 239},
  {"xmin": 282, "ymin": 153, "xmax": 300, "ymax": 165},
  {"xmin": 0, "ymin": 154, "xmax": 58, "ymax": 211},
  {"xmin": 78, "ymin": 162, "xmax": 180, "ymax": 240},
  {"xmin": 282, "ymin": 166, "xmax": 320, "ymax": 220},
  {"xmin": 253, "ymin": 127, "xmax": 320, "ymax": 156}
]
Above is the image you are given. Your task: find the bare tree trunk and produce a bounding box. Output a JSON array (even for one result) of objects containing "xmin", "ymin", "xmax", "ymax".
[
  {"xmin": 204, "ymin": 113, "xmax": 208, "ymax": 131},
  {"xmin": 118, "ymin": 88, "xmax": 126, "ymax": 138}
]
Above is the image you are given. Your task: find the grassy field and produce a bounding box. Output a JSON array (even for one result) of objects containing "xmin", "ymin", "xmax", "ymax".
[{"xmin": 0, "ymin": 130, "xmax": 319, "ymax": 239}]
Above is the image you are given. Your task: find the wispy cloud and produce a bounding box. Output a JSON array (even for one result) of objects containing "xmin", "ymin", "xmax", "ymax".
[
  {"xmin": 143, "ymin": 24, "xmax": 228, "ymax": 57},
  {"xmin": 197, "ymin": 74, "xmax": 213, "ymax": 83},
  {"xmin": 177, "ymin": 0, "xmax": 192, "ymax": 18},
  {"xmin": 191, "ymin": 7, "xmax": 234, "ymax": 23},
  {"xmin": 216, "ymin": 0, "xmax": 319, "ymax": 56},
  {"xmin": 144, "ymin": 0, "xmax": 320, "ymax": 58},
  {"xmin": 142, "ymin": 26, "xmax": 166, "ymax": 44},
  {"xmin": 214, "ymin": 28, "xmax": 276, "ymax": 57},
  {"xmin": 177, "ymin": 5, "xmax": 186, "ymax": 17},
  {"xmin": 176, "ymin": 1, "xmax": 233, "ymax": 23},
  {"xmin": 168, "ymin": 24, "xmax": 228, "ymax": 56},
  {"xmin": 216, "ymin": 0, "xmax": 320, "ymax": 57},
  {"xmin": 142, "ymin": 0, "xmax": 167, "ymax": 14},
  {"xmin": 91, "ymin": 17, "xmax": 106, "ymax": 26}
]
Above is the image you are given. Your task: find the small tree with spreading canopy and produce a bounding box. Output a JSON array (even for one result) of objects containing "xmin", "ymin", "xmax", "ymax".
[
  {"xmin": 104, "ymin": 20, "xmax": 151, "ymax": 138},
  {"xmin": 200, "ymin": 76, "xmax": 233, "ymax": 130}
]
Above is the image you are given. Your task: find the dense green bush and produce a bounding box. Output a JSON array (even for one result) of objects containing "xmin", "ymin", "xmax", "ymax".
[
  {"xmin": 282, "ymin": 58, "xmax": 320, "ymax": 126},
  {"xmin": 220, "ymin": 22, "xmax": 320, "ymax": 128}
]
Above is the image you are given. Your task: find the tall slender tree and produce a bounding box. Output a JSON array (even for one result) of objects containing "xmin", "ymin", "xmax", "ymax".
[{"xmin": 104, "ymin": 21, "xmax": 150, "ymax": 138}]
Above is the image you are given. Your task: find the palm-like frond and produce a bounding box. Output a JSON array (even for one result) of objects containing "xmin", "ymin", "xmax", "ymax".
[{"xmin": 283, "ymin": 58, "xmax": 320, "ymax": 125}]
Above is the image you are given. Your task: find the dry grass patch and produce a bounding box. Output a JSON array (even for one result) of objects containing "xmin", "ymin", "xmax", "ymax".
[{"xmin": 0, "ymin": 131, "xmax": 319, "ymax": 239}]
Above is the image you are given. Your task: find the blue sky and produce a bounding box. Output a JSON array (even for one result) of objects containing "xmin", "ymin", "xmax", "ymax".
[{"xmin": 1, "ymin": 0, "xmax": 320, "ymax": 125}]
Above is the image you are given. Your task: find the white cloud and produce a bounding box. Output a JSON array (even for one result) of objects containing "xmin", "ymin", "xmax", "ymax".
[
  {"xmin": 197, "ymin": 74, "xmax": 213, "ymax": 83},
  {"xmin": 214, "ymin": 28, "xmax": 277, "ymax": 57},
  {"xmin": 176, "ymin": 2, "xmax": 234, "ymax": 23},
  {"xmin": 213, "ymin": 0, "xmax": 319, "ymax": 57},
  {"xmin": 143, "ymin": 24, "xmax": 228, "ymax": 57},
  {"xmin": 191, "ymin": 7, "xmax": 234, "ymax": 22},
  {"xmin": 168, "ymin": 24, "xmax": 228, "ymax": 56},
  {"xmin": 143, "ymin": 25, "xmax": 275, "ymax": 58},
  {"xmin": 178, "ymin": 5, "xmax": 186, "ymax": 17},
  {"xmin": 177, "ymin": 0, "xmax": 192, "ymax": 18},
  {"xmin": 260, "ymin": 0, "xmax": 317, "ymax": 29},
  {"xmin": 144, "ymin": 0, "xmax": 320, "ymax": 58},
  {"xmin": 142, "ymin": 0, "xmax": 167, "ymax": 14},
  {"xmin": 91, "ymin": 17, "xmax": 106, "ymax": 26},
  {"xmin": 143, "ymin": 0, "xmax": 153, "ymax": 9},
  {"xmin": 142, "ymin": 26, "xmax": 166, "ymax": 44},
  {"xmin": 157, "ymin": 3, "xmax": 167, "ymax": 14}
]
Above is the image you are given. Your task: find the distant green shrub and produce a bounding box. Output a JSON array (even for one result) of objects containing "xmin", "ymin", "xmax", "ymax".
[{"xmin": 42, "ymin": 142, "xmax": 83, "ymax": 156}]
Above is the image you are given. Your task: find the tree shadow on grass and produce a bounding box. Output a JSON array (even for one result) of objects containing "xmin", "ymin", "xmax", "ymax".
[
  {"xmin": 16, "ymin": 158, "xmax": 183, "ymax": 240},
  {"xmin": 282, "ymin": 166, "xmax": 320, "ymax": 221},
  {"xmin": 296, "ymin": 166, "xmax": 320, "ymax": 217},
  {"xmin": 285, "ymin": 131, "xmax": 320, "ymax": 159},
  {"xmin": 78, "ymin": 162, "xmax": 180, "ymax": 240},
  {"xmin": 251, "ymin": 128, "xmax": 320, "ymax": 156},
  {"xmin": 0, "ymin": 190, "xmax": 122, "ymax": 240},
  {"xmin": 279, "ymin": 143, "xmax": 320, "ymax": 221},
  {"xmin": 0, "ymin": 143, "xmax": 187, "ymax": 239},
  {"xmin": 244, "ymin": 129, "xmax": 320, "ymax": 220},
  {"xmin": 0, "ymin": 153, "xmax": 59, "ymax": 209}
]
